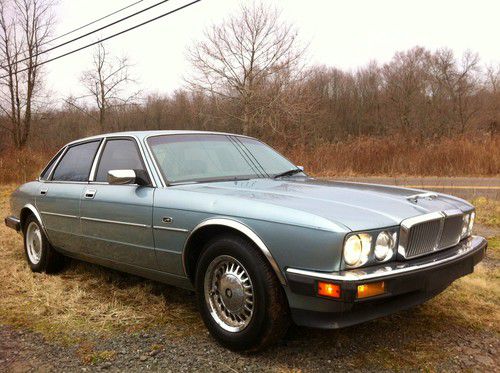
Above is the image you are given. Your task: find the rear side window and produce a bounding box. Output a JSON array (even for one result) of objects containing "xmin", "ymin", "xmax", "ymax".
[
  {"xmin": 95, "ymin": 139, "xmax": 144, "ymax": 182},
  {"xmin": 52, "ymin": 141, "xmax": 100, "ymax": 182},
  {"xmin": 40, "ymin": 148, "xmax": 65, "ymax": 180}
]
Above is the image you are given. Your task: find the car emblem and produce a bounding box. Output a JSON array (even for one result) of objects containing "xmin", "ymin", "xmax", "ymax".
[
  {"xmin": 162, "ymin": 217, "xmax": 173, "ymax": 224},
  {"xmin": 406, "ymin": 192, "xmax": 438, "ymax": 204}
]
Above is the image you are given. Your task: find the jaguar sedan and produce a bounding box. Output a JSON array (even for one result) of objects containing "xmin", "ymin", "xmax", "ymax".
[{"xmin": 5, "ymin": 130, "xmax": 487, "ymax": 351}]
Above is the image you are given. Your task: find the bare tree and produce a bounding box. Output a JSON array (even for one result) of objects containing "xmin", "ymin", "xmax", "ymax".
[
  {"xmin": 76, "ymin": 43, "xmax": 138, "ymax": 132},
  {"xmin": 431, "ymin": 49, "xmax": 481, "ymax": 134},
  {"xmin": 0, "ymin": 0, "xmax": 55, "ymax": 148},
  {"xmin": 186, "ymin": 2, "xmax": 305, "ymax": 136}
]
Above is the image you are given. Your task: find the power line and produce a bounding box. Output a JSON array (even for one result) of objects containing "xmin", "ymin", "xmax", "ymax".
[
  {"xmin": 0, "ymin": 0, "xmax": 202, "ymax": 80},
  {"xmin": 0, "ymin": 0, "xmax": 172, "ymax": 70},
  {"xmin": 0, "ymin": 0, "xmax": 145, "ymax": 65},
  {"xmin": 49, "ymin": 0, "xmax": 145, "ymax": 45}
]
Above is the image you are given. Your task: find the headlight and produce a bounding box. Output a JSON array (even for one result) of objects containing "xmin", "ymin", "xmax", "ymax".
[
  {"xmin": 461, "ymin": 214, "xmax": 470, "ymax": 238},
  {"xmin": 343, "ymin": 233, "xmax": 371, "ymax": 267},
  {"xmin": 468, "ymin": 212, "xmax": 475, "ymax": 235},
  {"xmin": 343, "ymin": 229, "xmax": 398, "ymax": 268},
  {"xmin": 460, "ymin": 211, "xmax": 475, "ymax": 239},
  {"xmin": 374, "ymin": 231, "xmax": 396, "ymax": 261}
]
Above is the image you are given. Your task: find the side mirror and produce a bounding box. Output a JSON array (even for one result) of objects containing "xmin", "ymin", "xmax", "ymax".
[
  {"xmin": 107, "ymin": 169, "xmax": 150, "ymax": 186},
  {"xmin": 297, "ymin": 165, "xmax": 304, "ymax": 171},
  {"xmin": 108, "ymin": 169, "xmax": 136, "ymax": 185}
]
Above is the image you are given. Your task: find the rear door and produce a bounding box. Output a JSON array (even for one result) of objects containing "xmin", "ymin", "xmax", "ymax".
[
  {"xmin": 36, "ymin": 140, "xmax": 101, "ymax": 253},
  {"xmin": 80, "ymin": 137, "xmax": 156, "ymax": 269}
]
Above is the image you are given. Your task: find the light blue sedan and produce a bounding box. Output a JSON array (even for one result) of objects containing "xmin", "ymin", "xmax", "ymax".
[{"xmin": 4, "ymin": 131, "xmax": 487, "ymax": 351}]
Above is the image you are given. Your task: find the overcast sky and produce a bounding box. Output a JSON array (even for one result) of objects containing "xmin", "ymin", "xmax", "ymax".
[{"xmin": 46, "ymin": 0, "xmax": 500, "ymax": 101}]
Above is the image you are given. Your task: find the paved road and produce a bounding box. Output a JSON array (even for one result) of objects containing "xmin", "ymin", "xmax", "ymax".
[{"xmin": 335, "ymin": 176, "xmax": 499, "ymax": 200}]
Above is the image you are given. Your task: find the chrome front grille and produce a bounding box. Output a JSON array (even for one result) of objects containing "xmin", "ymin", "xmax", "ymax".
[
  {"xmin": 399, "ymin": 210, "xmax": 464, "ymax": 259},
  {"xmin": 438, "ymin": 214, "xmax": 463, "ymax": 249}
]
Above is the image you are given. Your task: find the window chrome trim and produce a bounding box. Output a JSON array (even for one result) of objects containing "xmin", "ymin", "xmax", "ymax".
[
  {"xmin": 87, "ymin": 135, "xmax": 157, "ymax": 187},
  {"xmin": 143, "ymin": 134, "xmax": 167, "ymax": 187},
  {"xmin": 287, "ymin": 235, "xmax": 486, "ymax": 283},
  {"xmin": 44, "ymin": 138, "xmax": 102, "ymax": 183},
  {"xmin": 41, "ymin": 211, "xmax": 78, "ymax": 219},
  {"xmin": 80, "ymin": 216, "xmax": 151, "ymax": 228},
  {"xmin": 89, "ymin": 138, "xmax": 107, "ymax": 181},
  {"xmin": 183, "ymin": 218, "xmax": 286, "ymax": 285},
  {"xmin": 46, "ymin": 146, "xmax": 68, "ymax": 181},
  {"xmin": 38, "ymin": 145, "xmax": 67, "ymax": 181},
  {"xmin": 153, "ymin": 225, "xmax": 189, "ymax": 233}
]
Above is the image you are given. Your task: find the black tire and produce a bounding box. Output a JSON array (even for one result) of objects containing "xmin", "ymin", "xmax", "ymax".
[
  {"xmin": 23, "ymin": 214, "xmax": 65, "ymax": 273},
  {"xmin": 195, "ymin": 234, "xmax": 290, "ymax": 352}
]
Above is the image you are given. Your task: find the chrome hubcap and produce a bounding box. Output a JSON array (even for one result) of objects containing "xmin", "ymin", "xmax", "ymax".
[
  {"xmin": 204, "ymin": 255, "xmax": 254, "ymax": 332},
  {"xmin": 26, "ymin": 222, "xmax": 42, "ymax": 265}
]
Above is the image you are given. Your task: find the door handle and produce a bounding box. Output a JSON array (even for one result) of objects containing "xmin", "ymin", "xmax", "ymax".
[
  {"xmin": 84, "ymin": 189, "xmax": 96, "ymax": 199},
  {"xmin": 40, "ymin": 188, "xmax": 48, "ymax": 195}
]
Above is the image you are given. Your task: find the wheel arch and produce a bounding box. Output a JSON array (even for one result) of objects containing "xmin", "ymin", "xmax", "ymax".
[
  {"xmin": 183, "ymin": 218, "xmax": 286, "ymax": 286},
  {"xmin": 20, "ymin": 204, "xmax": 45, "ymax": 234}
]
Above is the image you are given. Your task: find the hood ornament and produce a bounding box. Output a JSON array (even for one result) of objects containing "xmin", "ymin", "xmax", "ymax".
[{"xmin": 407, "ymin": 192, "xmax": 438, "ymax": 204}]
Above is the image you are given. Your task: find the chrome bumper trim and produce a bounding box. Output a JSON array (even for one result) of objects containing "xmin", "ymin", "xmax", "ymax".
[
  {"xmin": 286, "ymin": 235, "xmax": 486, "ymax": 283},
  {"xmin": 4, "ymin": 216, "xmax": 21, "ymax": 232}
]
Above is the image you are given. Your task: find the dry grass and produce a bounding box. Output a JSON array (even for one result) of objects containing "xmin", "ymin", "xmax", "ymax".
[
  {"xmin": 284, "ymin": 134, "xmax": 500, "ymax": 177},
  {"xmin": 1, "ymin": 135, "xmax": 499, "ymax": 184},
  {"xmin": 0, "ymin": 183, "xmax": 498, "ymax": 362},
  {"xmin": 473, "ymin": 196, "xmax": 500, "ymax": 229},
  {"xmin": 0, "ymin": 185, "xmax": 203, "ymax": 344},
  {"xmin": 0, "ymin": 148, "xmax": 49, "ymax": 184}
]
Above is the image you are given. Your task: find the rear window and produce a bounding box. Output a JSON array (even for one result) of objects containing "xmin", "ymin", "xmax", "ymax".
[
  {"xmin": 51, "ymin": 141, "xmax": 100, "ymax": 182},
  {"xmin": 40, "ymin": 148, "xmax": 65, "ymax": 180}
]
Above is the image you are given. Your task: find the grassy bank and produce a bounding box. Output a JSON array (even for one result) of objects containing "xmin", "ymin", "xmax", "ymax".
[{"xmin": 284, "ymin": 135, "xmax": 500, "ymax": 177}]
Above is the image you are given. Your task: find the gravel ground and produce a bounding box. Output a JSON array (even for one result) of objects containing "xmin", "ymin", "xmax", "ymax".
[{"xmin": 1, "ymin": 312, "xmax": 499, "ymax": 372}]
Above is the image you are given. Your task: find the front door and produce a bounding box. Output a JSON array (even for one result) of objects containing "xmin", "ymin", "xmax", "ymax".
[{"xmin": 80, "ymin": 138, "xmax": 156, "ymax": 270}]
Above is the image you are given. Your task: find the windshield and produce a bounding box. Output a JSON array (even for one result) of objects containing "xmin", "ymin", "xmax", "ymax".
[{"xmin": 147, "ymin": 134, "xmax": 298, "ymax": 183}]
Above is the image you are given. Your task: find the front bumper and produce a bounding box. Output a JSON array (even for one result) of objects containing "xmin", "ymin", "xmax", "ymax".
[
  {"xmin": 286, "ymin": 235, "xmax": 487, "ymax": 329},
  {"xmin": 4, "ymin": 215, "xmax": 21, "ymax": 232}
]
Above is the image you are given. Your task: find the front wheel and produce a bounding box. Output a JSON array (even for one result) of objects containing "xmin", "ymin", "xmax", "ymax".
[{"xmin": 195, "ymin": 234, "xmax": 290, "ymax": 352}]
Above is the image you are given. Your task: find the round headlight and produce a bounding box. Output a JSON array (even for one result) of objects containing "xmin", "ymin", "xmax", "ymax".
[
  {"xmin": 468, "ymin": 212, "xmax": 475, "ymax": 234},
  {"xmin": 344, "ymin": 235, "xmax": 362, "ymax": 266},
  {"xmin": 375, "ymin": 231, "xmax": 394, "ymax": 261},
  {"xmin": 461, "ymin": 214, "xmax": 470, "ymax": 237}
]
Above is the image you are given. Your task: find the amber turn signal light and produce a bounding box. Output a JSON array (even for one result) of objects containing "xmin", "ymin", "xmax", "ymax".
[
  {"xmin": 357, "ymin": 281, "xmax": 385, "ymax": 299},
  {"xmin": 317, "ymin": 281, "xmax": 341, "ymax": 298}
]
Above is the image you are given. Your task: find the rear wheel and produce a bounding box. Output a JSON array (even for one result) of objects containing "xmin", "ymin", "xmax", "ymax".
[
  {"xmin": 23, "ymin": 215, "xmax": 65, "ymax": 273},
  {"xmin": 195, "ymin": 234, "xmax": 290, "ymax": 351}
]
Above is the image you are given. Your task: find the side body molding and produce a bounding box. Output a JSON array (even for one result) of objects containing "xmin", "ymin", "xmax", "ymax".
[{"xmin": 184, "ymin": 218, "xmax": 287, "ymax": 286}]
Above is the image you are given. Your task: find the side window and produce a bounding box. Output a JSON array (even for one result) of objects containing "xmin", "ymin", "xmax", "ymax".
[
  {"xmin": 52, "ymin": 141, "xmax": 100, "ymax": 182},
  {"xmin": 40, "ymin": 147, "xmax": 65, "ymax": 180},
  {"xmin": 95, "ymin": 139, "xmax": 145, "ymax": 182}
]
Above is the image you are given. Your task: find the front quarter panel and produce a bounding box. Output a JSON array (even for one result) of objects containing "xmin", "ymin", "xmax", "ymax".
[
  {"xmin": 240, "ymin": 219, "xmax": 345, "ymax": 274},
  {"xmin": 152, "ymin": 187, "xmax": 347, "ymax": 278}
]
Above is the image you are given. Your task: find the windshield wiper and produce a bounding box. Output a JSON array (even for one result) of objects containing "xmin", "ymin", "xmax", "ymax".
[{"xmin": 273, "ymin": 168, "xmax": 303, "ymax": 179}]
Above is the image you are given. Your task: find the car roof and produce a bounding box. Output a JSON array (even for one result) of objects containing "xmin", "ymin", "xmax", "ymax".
[{"xmin": 66, "ymin": 130, "xmax": 252, "ymax": 146}]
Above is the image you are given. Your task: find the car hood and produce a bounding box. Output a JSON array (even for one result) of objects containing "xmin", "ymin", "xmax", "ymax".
[{"xmin": 175, "ymin": 178, "xmax": 472, "ymax": 232}]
